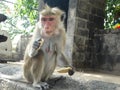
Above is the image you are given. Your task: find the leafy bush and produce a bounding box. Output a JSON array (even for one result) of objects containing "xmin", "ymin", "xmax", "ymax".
[{"xmin": 14, "ymin": 0, "xmax": 39, "ymax": 25}]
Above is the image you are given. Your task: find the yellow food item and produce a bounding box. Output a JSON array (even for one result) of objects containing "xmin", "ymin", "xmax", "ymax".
[{"xmin": 57, "ymin": 67, "xmax": 72, "ymax": 73}]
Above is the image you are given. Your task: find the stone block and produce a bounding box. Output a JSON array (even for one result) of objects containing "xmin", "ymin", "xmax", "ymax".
[{"xmin": 0, "ymin": 30, "xmax": 12, "ymax": 60}]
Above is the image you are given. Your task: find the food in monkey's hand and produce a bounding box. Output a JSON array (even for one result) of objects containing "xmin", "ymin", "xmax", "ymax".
[
  {"xmin": 33, "ymin": 38, "xmax": 44, "ymax": 50},
  {"xmin": 57, "ymin": 67, "xmax": 74, "ymax": 76},
  {"xmin": 37, "ymin": 38, "xmax": 44, "ymax": 50}
]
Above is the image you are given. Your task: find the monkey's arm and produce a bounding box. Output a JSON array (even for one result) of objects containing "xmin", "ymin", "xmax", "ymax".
[
  {"xmin": 28, "ymin": 24, "xmax": 44, "ymax": 57},
  {"xmin": 57, "ymin": 51, "xmax": 75, "ymax": 75},
  {"xmin": 58, "ymin": 52, "xmax": 72, "ymax": 67}
]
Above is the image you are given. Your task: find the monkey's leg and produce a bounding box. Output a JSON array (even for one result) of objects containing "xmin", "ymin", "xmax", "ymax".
[
  {"xmin": 31, "ymin": 58, "xmax": 44, "ymax": 87},
  {"xmin": 44, "ymin": 54, "xmax": 57, "ymax": 82},
  {"xmin": 45, "ymin": 64, "xmax": 56, "ymax": 82},
  {"xmin": 44, "ymin": 68, "xmax": 55, "ymax": 82},
  {"xmin": 31, "ymin": 57, "xmax": 49, "ymax": 89},
  {"xmin": 24, "ymin": 69, "xmax": 33, "ymax": 82},
  {"xmin": 23, "ymin": 61, "xmax": 33, "ymax": 83}
]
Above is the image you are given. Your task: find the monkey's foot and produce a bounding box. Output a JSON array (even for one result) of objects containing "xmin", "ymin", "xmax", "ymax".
[
  {"xmin": 33, "ymin": 83, "xmax": 42, "ymax": 89},
  {"xmin": 41, "ymin": 82, "xmax": 49, "ymax": 90},
  {"xmin": 33, "ymin": 82, "xmax": 49, "ymax": 90}
]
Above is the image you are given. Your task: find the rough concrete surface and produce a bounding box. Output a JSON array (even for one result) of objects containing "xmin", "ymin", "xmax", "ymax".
[{"xmin": 0, "ymin": 62, "xmax": 120, "ymax": 90}]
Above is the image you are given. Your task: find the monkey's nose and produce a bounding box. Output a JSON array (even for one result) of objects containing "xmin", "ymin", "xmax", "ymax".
[{"xmin": 45, "ymin": 27, "xmax": 49, "ymax": 30}]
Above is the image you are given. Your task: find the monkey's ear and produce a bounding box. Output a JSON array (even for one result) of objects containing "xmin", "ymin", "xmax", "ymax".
[
  {"xmin": 44, "ymin": 4, "xmax": 51, "ymax": 10},
  {"xmin": 61, "ymin": 12, "xmax": 66, "ymax": 21}
]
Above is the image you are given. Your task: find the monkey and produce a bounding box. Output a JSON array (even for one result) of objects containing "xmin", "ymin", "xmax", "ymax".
[{"xmin": 23, "ymin": 5, "xmax": 74, "ymax": 89}]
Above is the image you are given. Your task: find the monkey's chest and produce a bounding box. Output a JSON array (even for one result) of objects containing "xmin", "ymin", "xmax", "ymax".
[
  {"xmin": 42, "ymin": 40, "xmax": 57, "ymax": 58},
  {"xmin": 42, "ymin": 41, "xmax": 57, "ymax": 71}
]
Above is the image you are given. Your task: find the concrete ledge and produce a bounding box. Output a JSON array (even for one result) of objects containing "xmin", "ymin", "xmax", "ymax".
[
  {"xmin": 0, "ymin": 78, "xmax": 36, "ymax": 90},
  {"xmin": 0, "ymin": 76, "xmax": 120, "ymax": 90},
  {"xmin": 0, "ymin": 63, "xmax": 120, "ymax": 90}
]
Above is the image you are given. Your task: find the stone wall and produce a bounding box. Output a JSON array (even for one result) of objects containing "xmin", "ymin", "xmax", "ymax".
[
  {"xmin": 93, "ymin": 29, "xmax": 120, "ymax": 74},
  {"xmin": 67, "ymin": 0, "xmax": 106, "ymax": 68},
  {"xmin": 15, "ymin": 35, "xmax": 32, "ymax": 60}
]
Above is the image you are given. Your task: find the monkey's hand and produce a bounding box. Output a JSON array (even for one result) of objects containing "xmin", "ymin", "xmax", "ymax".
[
  {"xmin": 68, "ymin": 67, "xmax": 75, "ymax": 76},
  {"xmin": 33, "ymin": 38, "xmax": 44, "ymax": 50}
]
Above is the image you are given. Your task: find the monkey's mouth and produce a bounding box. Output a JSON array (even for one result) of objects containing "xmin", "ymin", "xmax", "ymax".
[{"xmin": 46, "ymin": 31, "xmax": 53, "ymax": 34}]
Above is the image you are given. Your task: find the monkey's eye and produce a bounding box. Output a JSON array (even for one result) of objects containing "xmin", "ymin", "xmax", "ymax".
[
  {"xmin": 41, "ymin": 17, "xmax": 54, "ymax": 22},
  {"xmin": 41, "ymin": 18, "xmax": 47, "ymax": 21},
  {"xmin": 48, "ymin": 18, "xmax": 54, "ymax": 21}
]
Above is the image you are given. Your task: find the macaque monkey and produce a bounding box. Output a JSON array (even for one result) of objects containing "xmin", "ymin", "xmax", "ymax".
[{"xmin": 23, "ymin": 5, "xmax": 74, "ymax": 89}]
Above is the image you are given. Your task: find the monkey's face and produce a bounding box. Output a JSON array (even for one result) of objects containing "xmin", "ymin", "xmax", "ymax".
[{"xmin": 40, "ymin": 15, "xmax": 58, "ymax": 36}]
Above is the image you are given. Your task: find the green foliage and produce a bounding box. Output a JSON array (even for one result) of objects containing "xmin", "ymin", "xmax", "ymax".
[
  {"xmin": 114, "ymin": 5, "xmax": 120, "ymax": 15},
  {"xmin": 105, "ymin": 0, "xmax": 120, "ymax": 29},
  {"xmin": 14, "ymin": 0, "xmax": 39, "ymax": 25},
  {"xmin": 114, "ymin": 5, "xmax": 120, "ymax": 12},
  {"xmin": 0, "ymin": 0, "xmax": 39, "ymax": 39}
]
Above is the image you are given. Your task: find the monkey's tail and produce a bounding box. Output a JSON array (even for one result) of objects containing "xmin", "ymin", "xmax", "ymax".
[{"xmin": 0, "ymin": 72, "xmax": 23, "ymax": 81}]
